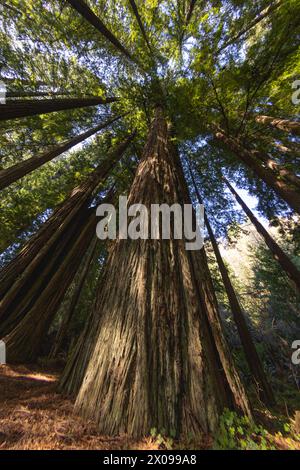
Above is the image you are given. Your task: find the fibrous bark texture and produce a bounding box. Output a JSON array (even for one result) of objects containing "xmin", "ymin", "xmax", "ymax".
[
  {"xmin": 188, "ymin": 163, "xmax": 275, "ymax": 405},
  {"xmin": 49, "ymin": 237, "xmax": 99, "ymax": 359},
  {"xmin": 0, "ymin": 97, "xmax": 117, "ymax": 121},
  {"xmin": 0, "ymin": 134, "xmax": 134, "ymax": 335},
  {"xmin": 74, "ymin": 108, "xmax": 250, "ymax": 438},
  {"xmin": 58, "ymin": 262, "xmax": 106, "ymax": 397},
  {"xmin": 0, "ymin": 115, "xmax": 121, "ymax": 190},
  {"xmin": 3, "ymin": 207, "xmax": 97, "ymax": 362},
  {"xmin": 215, "ymin": 129, "xmax": 300, "ymax": 214},
  {"xmin": 255, "ymin": 115, "xmax": 300, "ymax": 136}
]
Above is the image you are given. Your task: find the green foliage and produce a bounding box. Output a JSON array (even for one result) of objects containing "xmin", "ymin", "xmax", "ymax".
[
  {"xmin": 251, "ymin": 223, "xmax": 300, "ymax": 323},
  {"xmin": 0, "ymin": 132, "xmax": 115, "ymax": 253},
  {"xmin": 214, "ymin": 409, "xmax": 274, "ymax": 450},
  {"xmin": 0, "ymin": 2, "xmax": 299, "ymax": 433},
  {"xmin": 1, "ymin": 0, "xmax": 299, "ymax": 238}
]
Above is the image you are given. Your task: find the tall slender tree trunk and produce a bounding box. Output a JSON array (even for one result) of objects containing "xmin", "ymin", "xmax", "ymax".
[
  {"xmin": 74, "ymin": 107, "xmax": 250, "ymax": 438},
  {"xmin": 0, "ymin": 115, "xmax": 121, "ymax": 190},
  {"xmin": 66, "ymin": 0, "xmax": 133, "ymax": 61},
  {"xmin": 255, "ymin": 115, "xmax": 300, "ymax": 136},
  {"xmin": 217, "ymin": 1, "xmax": 282, "ymax": 53},
  {"xmin": 0, "ymin": 97, "xmax": 117, "ymax": 121},
  {"xmin": 0, "ymin": 203, "xmax": 92, "ymax": 337},
  {"xmin": 6, "ymin": 91, "xmax": 72, "ymax": 98},
  {"xmin": 0, "ymin": 134, "xmax": 134, "ymax": 330},
  {"xmin": 128, "ymin": 0, "xmax": 153, "ymax": 55},
  {"xmin": 59, "ymin": 253, "xmax": 108, "ymax": 397},
  {"xmin": 224, "ymin": 177, "xmax": 300, "ymax": 292},
  {"xmin": 187, "ymin": 163, "xmax": 275, "ymax": 405},
  {"xmin": 215, "ymin": 129, "xmax": 300, "ymax": 214},
  {"xmin": 3, "ymin": 207, "xmax": 98, "ymax": 363},
  {"xmin": 250, "ymin": 148, "xmax": 300, "ymax": 189},
  {"xmin": 49, "ymin": 237, "xmax": 99, "ymax": 359},
  {"xmin": 58, "ymin": 307, "xmax": 97, "ymax": 397},
  {"xmin": 272, "ymin": 141, "xmax": 300, "ymax": 160}
]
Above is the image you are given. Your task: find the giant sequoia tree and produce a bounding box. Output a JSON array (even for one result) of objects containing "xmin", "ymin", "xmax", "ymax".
[{"xmin": 0, "ymin": 0, "xmax": 299, "ymax": 440}]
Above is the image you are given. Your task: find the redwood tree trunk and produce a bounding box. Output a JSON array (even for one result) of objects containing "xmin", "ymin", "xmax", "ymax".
[
  {"xmin": 58, "ymin": 309, "xmax": 96, "ymax": 397},
  {"xmin": 215, "ymin": 129, "xmax": 300, "ymax": 214},
  {"xmin": 3, "ymin": 208, "xmax": 98, "ymax": 363},
  {"xmin": 128, "ymin": 0, "xmax": 152, "ymax": 54},
  {"xmin": 0, "ymin": 134, "xmax": 134, "ymax": 330},
  {"xmin": 66, "ymin": 0, "xmax": 133, "ymax": 61},
  {"xmin": 49, "ymin": 237, "xmax": 99, "ymax": 359},
  {"xmin": 58, "ymin": 254, "xmax": 108, "ymax": 397},
  {"xmin": 255, "ymin": 115, "xmax": 300, "ymax": 136},
  {"xmin": 6, "ymin": 91, "xmax": 71, "ymax": 98},
  {"xmin": 188, "ymin": 164, "xmax": 275, "ymax": 405},
  {"xmin": 224, "ymin": 177, "xmax": 300, "ymax": 292},
  {"xmin": 0, "ymin": 115, "xmax": 121, "ymax": 190},
  {"xmin": 74, "ymin": 107, "xmax": 250, "ymax": 438},
  {"xmin": 0, "ymin": 203, "xmax": 93, "ymax": 337},
  {"xmin": 0, "ymin": 97, "xmax": 117, "ymax": 121},
  {"xmin": 250, "ymin": 148, "xmax": 300, "ymax": 189}
]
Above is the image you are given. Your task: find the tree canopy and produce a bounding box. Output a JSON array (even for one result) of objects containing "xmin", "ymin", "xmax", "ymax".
[
  {"xmin": 0, "ymin": 0, "xmax": 299, "ymax": 447},
  {"xmin": 1, "ymin": 0, "xmax": 299, "ymax": 247}
]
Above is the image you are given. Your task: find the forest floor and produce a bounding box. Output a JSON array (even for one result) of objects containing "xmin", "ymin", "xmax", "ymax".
[{"xmin": 0, "ymin": 364, "xmax": 299, "ymax": 450}]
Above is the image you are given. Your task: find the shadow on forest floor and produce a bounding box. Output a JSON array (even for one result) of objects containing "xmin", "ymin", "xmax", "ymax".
[
  {"xmin": 0, "ymin": 364, "xmax": 299, "ymax": 450},
  {"xmin": 0, "ymin": 364, "xmax": 211, "ymax": 450}
]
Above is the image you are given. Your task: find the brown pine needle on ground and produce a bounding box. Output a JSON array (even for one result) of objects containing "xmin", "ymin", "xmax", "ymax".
[
  {"xmin": 0, "ymin": 364, "xmax": 211, "ymax": 450},
  {"xmin": 0, "ymin": 364, "xmax": 299, "ymax": 450}
]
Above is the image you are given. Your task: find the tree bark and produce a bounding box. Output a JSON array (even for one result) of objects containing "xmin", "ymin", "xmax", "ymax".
[
  {"xmin": 6, "ymin": 91, "xmax": 72, "ymax": 98},
  {"xmin": 0, "ymin": 97, "xmax": 117, "ymax": 121},
  {"xmin": 0, "ymin": 115, "xmax": 121, "ymax": 190},
  {"xmin": 66, "ymin": 0, "xmax": 134, "ymax": 61},
  {"xmin": 58, "ymin": 254, "xmax": 108, "ymax": 397},
  {"xmin": 215, "ymin": 129, "xmax": 300, "ymax": 214},
  {"xmin": 255, "ymin": 115, "xmax": 300, "ymax": 137},
  {"xmin": 188, "ymin": 163, "xmax": 275, "ymax": 405},
  {"xmin": 3, "ymin": 207, "xmax": 98, "ymax": 363},
  {"xmin": 0, "ymin": 134, "xmax": 134, "ymax": 330},
  {"xmin": 58, "ymin": 308, "xmax": 96, "ymax": 397},
  {"xmin": 74, "ymin": 107, "xmax": 250, "ymax": 438},
  {"xmin": 128, "ymin": 0, "xmax": 152, "ymax": 55},
  {"xmin": 273, "ymin": 141, "xmax": 300, "ymax": 159},
  {"xmin": 249, "ymin": 147, "xmax": 300, "ymax": 190},
  {"xmin": 58, "ymin": 304, "xmax": 98, "ymax": 397},
  {"xmin": 0, "ymin": 203, "xmax": 92, "ymax": 337},
  {"xmin": 224, "ymin": 177, "xmax": 300, "ymax": 293},
  {"xmin": 49, "ymin": 237, "xmax": 99, "ymax": 359}
]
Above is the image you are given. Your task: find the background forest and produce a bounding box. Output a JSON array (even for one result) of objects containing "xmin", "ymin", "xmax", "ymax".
[{"xmin": 0, "ymin": 0, "xmax": 299, "ymax": 451}]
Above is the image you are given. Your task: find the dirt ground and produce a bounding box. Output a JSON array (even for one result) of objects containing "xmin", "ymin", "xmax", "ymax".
[{"xmin": 0, "ymin": 364, "xmax": 211, "ymax": 450}]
